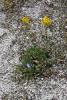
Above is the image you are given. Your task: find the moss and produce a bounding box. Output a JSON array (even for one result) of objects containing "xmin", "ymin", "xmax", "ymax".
[
  {"xmin": 4, "ymin": 0, "xmax": 27, "ymax": 11},
  {"xmin": 4, "ymin": 0, "xmax": 14, "ymax": 11}
]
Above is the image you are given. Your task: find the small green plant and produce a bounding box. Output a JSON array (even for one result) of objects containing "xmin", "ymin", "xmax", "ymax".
[{"xmin": 15, "ymin": 46, "xmax": 54, "ymax": 80}]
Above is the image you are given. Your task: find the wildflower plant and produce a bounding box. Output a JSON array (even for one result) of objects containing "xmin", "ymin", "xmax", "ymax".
[
  {"xmin": 20, "ymin": 16, "xmax": 31, "ymax": 31},
  {"xmin": 40, "ymin": 16, "xmax": 53, "ymax": 36}
]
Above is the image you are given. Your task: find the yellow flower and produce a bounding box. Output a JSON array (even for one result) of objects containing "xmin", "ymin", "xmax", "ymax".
[
  {"xmin": 41, "ymin": 16, "xmax": 53, "ymax": 26},
  {"xmin": 20, "ymin": 16, "xmax": 30, "ymax": 24}
]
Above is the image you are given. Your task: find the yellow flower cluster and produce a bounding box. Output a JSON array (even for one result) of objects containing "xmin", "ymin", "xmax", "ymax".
[
  {"xmin": 20, "ymin": 16, "xmax": 30, "ymax": 24},
  {"xmin": 40, "ymin": 16, "xmax": 53, "ymax": 27},
  {"xmin": 20, "ymin": 16, "xmax": 53, "ymax": 31}
]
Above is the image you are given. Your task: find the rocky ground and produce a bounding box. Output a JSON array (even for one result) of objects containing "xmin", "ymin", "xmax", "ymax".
[{"xmin": 0, "ymin": 0, "xmax": 67, "ymax": 100}]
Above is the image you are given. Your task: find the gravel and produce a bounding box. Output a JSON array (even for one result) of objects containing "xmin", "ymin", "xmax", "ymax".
[{"xmin": 0, "ymin": 0, "xmax": 67, "ymax": 99}]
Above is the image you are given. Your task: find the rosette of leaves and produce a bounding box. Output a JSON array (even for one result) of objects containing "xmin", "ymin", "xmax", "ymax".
[{"xmin": 15, "ymin": 46, "xmax": 54, "ymax": 80}]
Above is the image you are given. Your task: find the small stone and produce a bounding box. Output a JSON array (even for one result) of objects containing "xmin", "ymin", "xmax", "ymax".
[
  {"xmin": 26, "ymin": 36, "xmax": 29, "ymax": 39},
  {"xmin": 41, "ymin": 78, "xmax": 43, "ymax": 80},
  {"xmin": 65, "ymin": 26, "xmax": 67, "ymax": 29}
]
